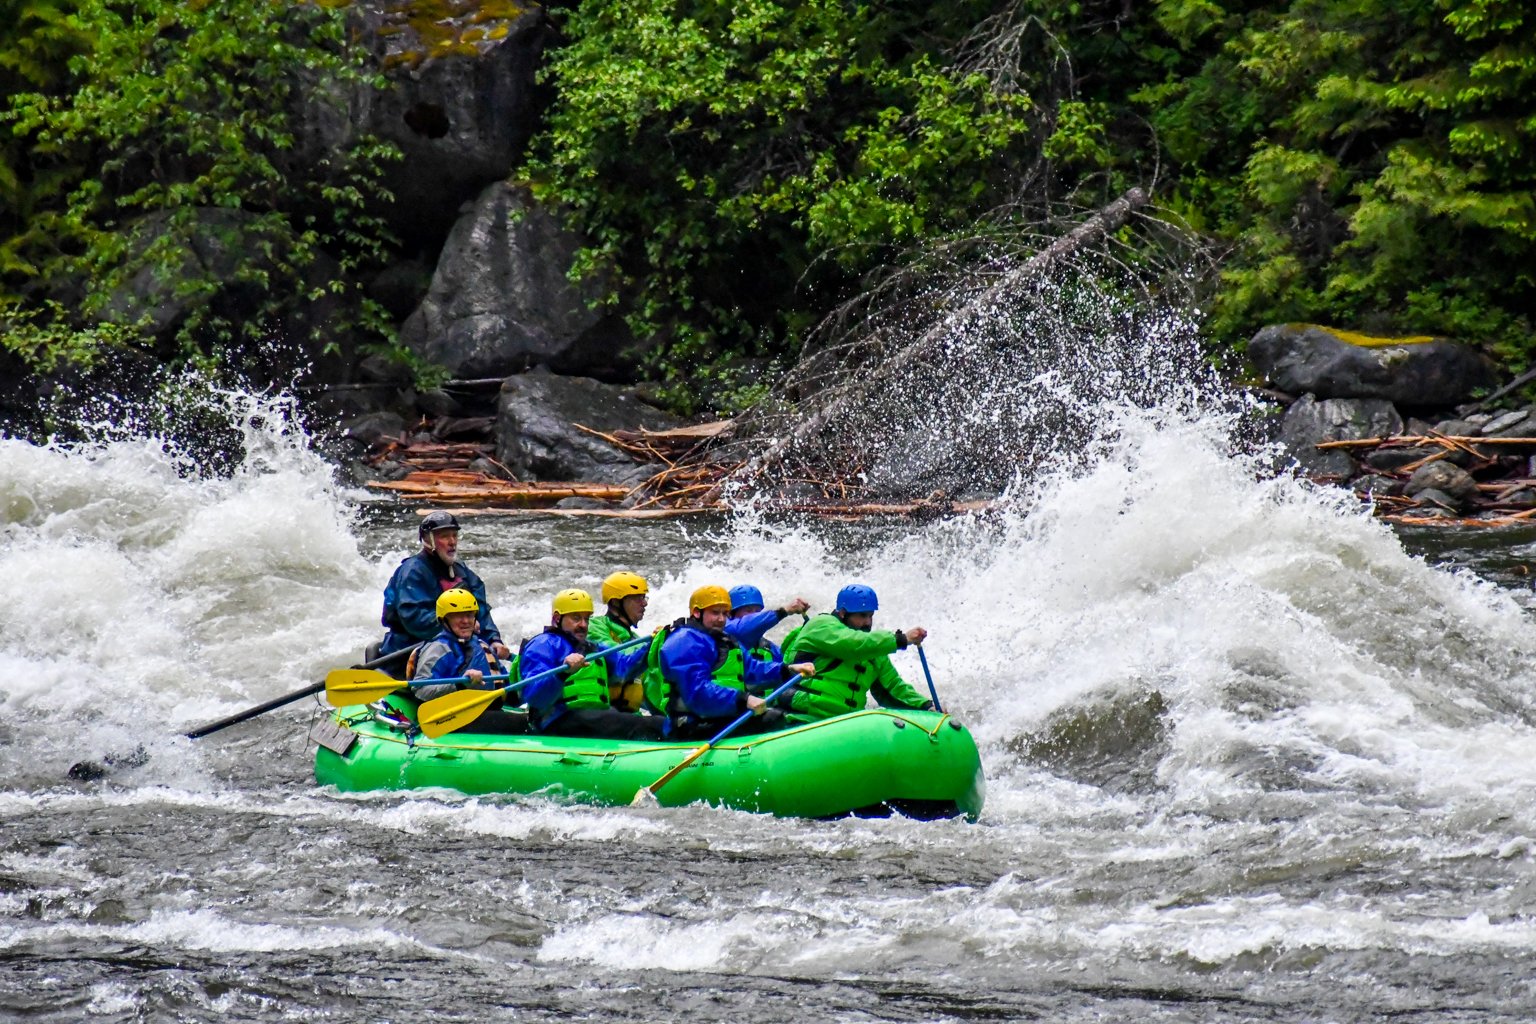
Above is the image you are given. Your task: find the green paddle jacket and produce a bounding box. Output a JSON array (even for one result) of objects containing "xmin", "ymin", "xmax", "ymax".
[{"xmin": 781, "ymin": 613, "xmax": 930, "ymax": 723}]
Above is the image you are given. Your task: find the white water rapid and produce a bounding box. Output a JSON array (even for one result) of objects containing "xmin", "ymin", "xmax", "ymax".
[{"xmin": 4, "ymin": 360, "xmax": 1536, "ymax": 1021}]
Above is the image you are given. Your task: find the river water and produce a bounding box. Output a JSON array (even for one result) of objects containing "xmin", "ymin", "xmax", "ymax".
[{"xmin": 6, "ymin": 381, "xmax": 1536, "ymax": 1023}]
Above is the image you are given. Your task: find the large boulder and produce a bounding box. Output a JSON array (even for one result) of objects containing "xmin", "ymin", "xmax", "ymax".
[
  {"xmin": 399, "ymin": 183, "xmax": 637, "ymax": 381},
  {"xmin": 334, "ymin": 3, "xmax": 551, "ymax": 249},
  {"xmin": 496, "ymin": 369, "xmax": 682, "ymax": 483},
  {"xmin": 1249, "ymin": 324, "xmax": 1496, "ymax": 407},
  {"xmin": 1278, "ymin": 395, "xmax": 1404, "ymax": 477}
]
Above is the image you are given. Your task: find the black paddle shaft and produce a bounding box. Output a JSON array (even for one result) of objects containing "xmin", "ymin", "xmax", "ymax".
[{"xmin": 183, "ymin": 644, "xmax": 416, "ymax": 740}]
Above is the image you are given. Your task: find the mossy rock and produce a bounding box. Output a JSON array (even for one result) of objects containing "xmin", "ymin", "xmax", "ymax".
[{"xmin": 1251, "ymin": 323, "xmax": 1496, "ymax": 406}]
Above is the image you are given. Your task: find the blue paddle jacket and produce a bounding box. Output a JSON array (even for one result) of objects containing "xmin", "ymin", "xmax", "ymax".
[
  {"xmin": 379, "ymin": 551, "xmax": 502, "ymax": 654},
  {"xmin": 725, "ymin": 608, "xmax": 788, "ymax": 662},
  {"xmin": 519, "ymin": 627, "xmax": 649, "ymax": 731},
  {"xmin": 410, "ymin": 629, "xmax": 502, "ymax": 701},
  {"xmin": 659, "ymin": 622, "xmax": 790, "ymax": 722}
]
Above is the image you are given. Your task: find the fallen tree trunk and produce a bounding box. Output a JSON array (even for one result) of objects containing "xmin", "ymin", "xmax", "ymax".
[
  {"xmin": 369, "ymin": 473, "xmax": 630, "ymax": 507},
  {"xmin": 720, "ymin": 188, "xmax": 1149, "ymax": 497}
]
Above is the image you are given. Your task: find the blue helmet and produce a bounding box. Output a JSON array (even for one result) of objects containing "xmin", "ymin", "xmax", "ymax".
[
  {"xmin": 835, "ymin": 584, "xmax": 879, "ymax": 614},
  {"xmin": 728, "ymin": 584, "xmax": 765, "ymax": 612}
]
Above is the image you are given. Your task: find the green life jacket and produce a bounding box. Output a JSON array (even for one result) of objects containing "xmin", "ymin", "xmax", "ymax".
[
  {"xmin": 589, "ymin": 614, "xmax": 636, "ymax": 648},
  {"xmin": 590, "ymin": 614, "xmax": 644, "ymax": 710},
  {"xmin": 781, "ymin": 625, "xmax": 870, "ymax": 721},
  {"xmin": 643, "ymin": 619, "xmax": 747, "ymax": 717},
  {"xmin": 520, "ymin": 628, "xmax": 610, "ymax": 711}
]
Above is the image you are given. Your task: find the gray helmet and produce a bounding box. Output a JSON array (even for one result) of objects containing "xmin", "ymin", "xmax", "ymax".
[{"xmin": 418, "ymin": 511, "xmax": 461, "ymax": 543}]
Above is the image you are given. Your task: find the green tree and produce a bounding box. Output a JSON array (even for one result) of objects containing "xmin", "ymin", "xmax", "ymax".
[
  {"xmin": 0, "ymin": 0, "xmax": 91, "ymax": 279},
  {"xmin": 1, "ymin": 0, "xmax": 399, "ymax": 370},
  {"xmin": 522, "ymin": 0, "xmax": 1038, "ymax": 405},
  {"xmin": 1138, "ymin": 0, "xmax": 1536, "ymax": 358}
]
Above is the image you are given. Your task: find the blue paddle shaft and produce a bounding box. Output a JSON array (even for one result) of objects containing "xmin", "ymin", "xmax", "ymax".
[
  {"xmin": 916, "ymin": 645, "xmax": 943, "ymax": 713},
  {"xmin": 407, "ymin": 672, "xmax": 511, "ymax": 690},
  {"xmin": 705, "ymin": 675, "xmax": 801, "ymax": 748},
  {"xmin": 408, "ymin": 634, "xmax": 649, "ymax": 695}
]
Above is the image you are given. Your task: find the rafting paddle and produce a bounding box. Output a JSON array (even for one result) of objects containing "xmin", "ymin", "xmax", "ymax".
[
  {"xmin": 416, "ymin": 635, "xmax": 650, "ymax": 739},
  {"xmin": 631, "ymin": 674, "xmax": 804, "ymax": 806},
  {"xmin": 324, "ymin": 666, "xmax": 509, "ymax": 707},
  {"xmin": 916, "ymin": 645, "xmax": 943, "ymax": 714},
  {"xmin": 186, "ymin": 643, "xmax": 421, "ymax": 739},
  {"xmin": 68, "ymin": 644, "xmax": 423, "ymax": 781}
]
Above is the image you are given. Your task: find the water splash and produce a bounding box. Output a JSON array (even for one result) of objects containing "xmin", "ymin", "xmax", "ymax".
[{"xmin": 0, "ymin": 376, "xmax": 381, "ymax": 783}]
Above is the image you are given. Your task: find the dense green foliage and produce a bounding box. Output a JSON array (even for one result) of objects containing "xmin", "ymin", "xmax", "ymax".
[
  {"xmin": 528, "ymin": 0, "xmax": 1536, "ymax": 392},
  {"xmin": 1, "ymin": 0, "xmax": 398, "ymax": 371},
  {"xmin": 1134, "ymin": 0, "xmax": 1536, "ymax": 361},
  {"xmin": 2, "ymin": 0, "xmax": 1533, "ymax": 397},
  {"xmin": 522, "ymin": 1, "xmax": 1047, "ymax": 405}
]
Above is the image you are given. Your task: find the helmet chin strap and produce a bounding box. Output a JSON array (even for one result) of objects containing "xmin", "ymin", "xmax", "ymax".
[{"xmin": 610, "ymin": 600, "xmax": 635, "ymax": 628}]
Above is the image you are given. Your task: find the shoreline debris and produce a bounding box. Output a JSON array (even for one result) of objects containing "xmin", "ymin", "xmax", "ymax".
[{"xmin": 1314, "ymin": 432, "xmax": 1536, "ymax": 527}]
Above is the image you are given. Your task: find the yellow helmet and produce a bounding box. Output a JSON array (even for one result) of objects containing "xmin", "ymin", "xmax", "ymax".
[
  {"xmin": 689, "ymin": 585, "xmax": 731, "ymax": 614},
  {"xmin": 552, "ymin": 588, "xmax": 595, "ymax": 616},
  {"xmin": 436, "ymin": 588, "xmax": 479, "ymax": 618},
  {"xmin": 601, "ymin": 570, "xmax": 649, "ymax": 604}
]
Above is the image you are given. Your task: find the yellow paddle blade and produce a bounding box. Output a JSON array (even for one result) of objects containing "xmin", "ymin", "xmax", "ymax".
[
  {"xmin": 324, "ymin": 668, "xmax": 407, "ymax": 706},
  {"xmin": 416, "ymin": 687, "xmax": 500, "ymax": 739}
]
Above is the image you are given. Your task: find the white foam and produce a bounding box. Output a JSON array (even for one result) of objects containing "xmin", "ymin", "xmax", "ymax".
[{"xmin": 0, "ymin": 907, "xmax": 425, "ymax": 955}]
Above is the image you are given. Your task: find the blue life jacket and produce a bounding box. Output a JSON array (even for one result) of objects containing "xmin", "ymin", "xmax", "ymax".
[{"xmin": 410, "ymin": 629, "xmax": 499, "ymax": 684}]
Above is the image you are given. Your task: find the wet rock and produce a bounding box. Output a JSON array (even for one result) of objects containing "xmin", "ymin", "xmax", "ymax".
[
  {"xmin": 1362, "ymin": 447, "xmax": 1426, "ymax": 472},
  {"xmin": 1249, "ymin": 324, "xmax": 1496, "ymax": 406},
  {"xmin": 1430, "ymin": 418, "xmax": 1478, "ymax": 438},
  {"xmin": 357, "ymin": 352, "xmax": 413, "ymax": 385},
  {"xmin": 399, "ymin": 183, "xmax": 638, "ymax": 381},
  {"xmin": 1407, "ymin": 501, "xmax": 1460, "ymax": 518},
  {"xmin": 415, "ymin": 388, "xmax": 460, "ymax": 418},
  {"xmin": 496, "ymin": 369, "xmax": 681, "ymax": 483},
  {"xmin": 1408, "ymin": 488, "xmax": 1462, "ymax": 513},
  {"xmin": 1480, "ymin": 408, "xmax": 1536, "ymax": 437},
  {"xmin": 294, "ymin": 4, "xmax": 551, "ymax": 250},
  {"xmin": 553, "ymin": 495, "xmax": 616, "ymax": 510},
  {"xmin": 367, "ymin": 458, "xmax": 414, "ymax": 482},
  {"xmin": 1278, "ymin": 395, "xmax": 1404, "ymax": 476},
  {"xmin": 1352, "ymin": 474, "xmax": 1404, "ymax": 497},
  {"xmin": 366, "ymin": 258, "xmax": 435, "ymax": 321},
  {"xmin": 342, "ymin": 410, "xmax": 406, "ymax": 448},
  {"xmin": 1404, "ymin": 462, "xmax": 1478, "ymax": 503},
  {"xmin": 466, "ymin": 456, "xmax": 509, "ymax": 479}
]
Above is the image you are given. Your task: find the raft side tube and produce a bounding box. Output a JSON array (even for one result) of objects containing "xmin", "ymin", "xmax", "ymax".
[{"xmin": 313, "ymin": 706, "xmax": 984, "ymax": 820}]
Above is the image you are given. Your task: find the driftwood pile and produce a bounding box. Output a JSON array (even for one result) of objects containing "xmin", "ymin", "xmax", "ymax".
[
  {"xmin": 1318, "ymin": 432, "xmax": 1536, "ymax": 527},
  {"xmin": 364, "ymin": 421, "xmax": 729, "ymax": 514},
  {"xmin": 363, "ymin": 418, "xmax": 985, "ymax": 519}
]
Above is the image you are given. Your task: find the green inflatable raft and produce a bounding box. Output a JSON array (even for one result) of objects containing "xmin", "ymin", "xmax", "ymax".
[{"xmin": 312, "ymin": 697, "xmax": 984, "ymax": 820}]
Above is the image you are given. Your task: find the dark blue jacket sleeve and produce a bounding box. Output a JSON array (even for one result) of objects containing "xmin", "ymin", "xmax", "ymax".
[
  {"xmin": 457, "ymin": 564, "xmax": 502, "ymax": 644},
  {"xmin": 724, "ymin": 609, "xmax": 781, "ymax": 649},
  {"xmin": 520, "ymin": 632, "xmax": 572, "ymax": 717},
  {"xmin": 661, "ymin": 630, "xmax": 747, "ymax": 719}
]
